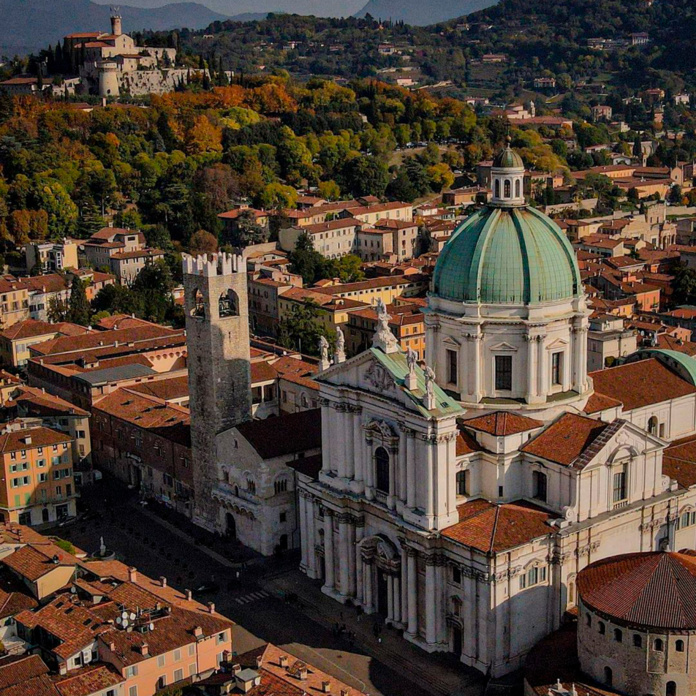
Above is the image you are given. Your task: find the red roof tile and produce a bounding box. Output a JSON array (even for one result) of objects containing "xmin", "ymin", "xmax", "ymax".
[
  {"xmin": 521, "ymin": 413, "xmax": 609, "ymax": 468},
  {"xmin": 577, "ymin": 552, "xmax": 696, "ymax": 630},
  {"xmin": 442, "ymin": 499, "xmax": 555, "ymax": 553},
  {"xmin": 583, "ymin": 392, "xmax": 623, "ymax": 414},
  {"xmin": 589, "ymin": 358, "xmax": 696, "ymax": 410},
  {"xmin": 462, "ymin": 411, "xmax": 544, "ymax": 437}
]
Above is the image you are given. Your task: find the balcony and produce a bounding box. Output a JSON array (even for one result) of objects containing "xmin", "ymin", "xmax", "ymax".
[{"xmin": 613, "ymin": 499, "xmax": 629, "ymax": 510}]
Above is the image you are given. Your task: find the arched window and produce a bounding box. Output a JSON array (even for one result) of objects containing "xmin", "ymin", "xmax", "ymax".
[
  {"xmin": 246, "ymin": 478, "xmax": 256, "ymax": 495},
  {"xmin": 219, "ymin": 290, "xmax": 239, "ymax": 318},
  {"xmin": 568, "ymin": 581, "xmax": 575, "ymax": 605},
  {"xmin": 191, "ymin": 289, "xmax": 205, "ymax": 318},
  {"xmin": 504, "ymin": 179, "xmax": 511, "ymax": 198},
  {"xmin": 676, "ymin": 639, "xmax": 685, "ymax": 652},
  {"xmin": 456, "ymin": 470, "xmax": 469, "ymax": 497},
  {"xmin": 494, "ymin": 179, "xmax": 500, "ymax": 198},
  {"xmin": 375, "ymin": 447, "xmax": 390, "ymax": 494},
  {"xmin": 451, "ymin": 596, "xmax": 462, "ymax": 616},
  {"xmin": 515, "ymin": 179, "xmax": 521, "ymax": 198},
  {"xmin": 667, "ymin": 681, "xmax": 677, "ymax": 696},
  {"xmin": 274, "ymin": 478, "xmax": 288, "ymax": 495},
  {"xmin": 633, "ymin": 634, "xmax": 642, "ymax": 648},
  {"xmin": 648, "ymin": 416, "xmax": 658, "ymax": 435},
  {"xmin": 614, "ymin": 628, "xmax": 623, "ymax": 643},
  {"xmin": 598, "ymin": 621, "xmax": 605, "ymax": 635},
  {"xmin": 654, "ymin": 638, "xmax": 664, "ymax": 652},
  {"xmin": 603, "ymin": 667, "xmax": 612, "ymax": 687},
  {"xmin": 533, "ymin": 471, "xmax": 547, "ymax": 502}
]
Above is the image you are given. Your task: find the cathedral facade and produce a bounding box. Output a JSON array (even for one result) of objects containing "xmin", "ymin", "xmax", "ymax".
[{"xmin": 297, "ymin": 145, "xmax": 696, "ymax": 677}]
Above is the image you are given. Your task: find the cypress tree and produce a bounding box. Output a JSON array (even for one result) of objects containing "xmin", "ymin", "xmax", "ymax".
[{"xmin": 68, "ymin": 276, "xmax": 90, "ymax": 326}]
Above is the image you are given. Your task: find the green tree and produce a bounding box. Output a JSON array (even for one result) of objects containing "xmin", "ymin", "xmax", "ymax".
[
  {"xmin": 277, "ymin": 300, "xmax": 334, "ymax": 357},
  {"xmin": 67, "ymin": 276, "xmax": 90, "ymax": 326},
  {"xmin": 325, "ymin": 254, "xmax": 364, "ymax": 283},
  {"xmin": 288, "ymin": 231, "xmax": 325, "ymax": 285},
  {"xmin": 223, "ymin": 210, "xmax": 270, "ymax": 248}
]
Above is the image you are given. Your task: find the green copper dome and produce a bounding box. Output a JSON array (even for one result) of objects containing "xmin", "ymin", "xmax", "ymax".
[
  {"xmin": 432, "ymin": 205, "xmax": 582, "ymax": 305},
  {"xmin": 493, "ymin": 145, "xmax": 524, "ymax": 169}
]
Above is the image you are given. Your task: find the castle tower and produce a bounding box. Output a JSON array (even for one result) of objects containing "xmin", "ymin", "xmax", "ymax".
[
  {"xmin": 111, "ymin": 13, "xmax": 123, "ymax": 37},
  {"xmin": 183, "ymin": 252, "xmax": 252, "ymax": 528},
  {"xmin": 98, "ymin": 60, "xmax": 120, "ymax": 98}
]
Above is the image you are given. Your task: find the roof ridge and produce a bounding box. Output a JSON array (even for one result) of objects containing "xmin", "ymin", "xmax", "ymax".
[{"xmin": 488, "ymin": 505, "xmax": 501, "ymax": 555}]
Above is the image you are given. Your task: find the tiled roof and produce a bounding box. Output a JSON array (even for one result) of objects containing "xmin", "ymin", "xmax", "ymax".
[
  {"xmin": 271, "ymin": 356, "xmax": 318, "ymax": 391},
  {"xmin": 127, "ymin": 376, "xmax": 189, "ymax": 402},
  {"xmin": 456, "ymin": 428, "xmax": 481, "ymax": 456},
  {"xmin": 303, "ymin": 217, "xmax": 363, "ymax": 234},
  {"xmin": 583, "ymin": 392, "xmax": 623, "ymax": 414},
  {"xmin": 0, "ymin": 654, "xmax": 48, "ymax": 690},
  {"xmin": 0, "ymin": 427, "xmax": 72, "ymax": 455},
  {"xmin": 461, "ymin": 411, "xmax": 543, "ymax": 437},
  {"xmin": 663, "ymin": 435, "xmax": 696, "ymax": 489},
  {"xmin": 3, "ymin": 543, "xmax": 76, "ymax": 582},
  {"xmin": 0, "ymin": 320, "xmax": 82, "ymax": 342},
  {"xmin": 110, "ymin": 248, "xmax": 164, "ymax": 261},
  {"xmin": 250, "ymin": 361, "xmax": 278, "ymax": 383},
  {"xmin": 577, "ymin": 552, "xmax": 696, "ymax": 630},
  {"xmin": 0, "ymin": 567, "xmax": 38, "ymax": 618},
  {"xmin": 5, "ymin": 386, "xmax": 90, "ymax": 418},
  {"xmin": 236, "ymin": 409, "xmax": 321, "ymax": 460},
  {"xmin": 589, "ymin": 358, "xmax": 696, "ymax": 411},
  {"xmin": 521, "ymin": 413, "xmax": 610, "ymax": 468},
  {"xmin": 442, "ymin": 499, "xmax": 555, "ymax": 553},
  {"xmin": 93, "ymin": 315, "xmax": 152, "ymax": 331},
  {"xmin": 287, "ymin": 453, "xmax": 322, "ymax": 479},
  {"xmin": 53, "ymin": 664, "xmax": 123, "ymax": 696}
]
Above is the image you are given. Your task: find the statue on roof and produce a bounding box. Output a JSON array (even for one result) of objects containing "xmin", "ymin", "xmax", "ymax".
[
  {"xmin": 334, "ymin": 327, "xmax": 346, "ymax": 364},
  {"xmin": 318, "ymin": 335, "xmax": 330, "ymax": 371},
  {"xmin": 373, "ymin": 298, "xmax": 399, "ymax": 354}
]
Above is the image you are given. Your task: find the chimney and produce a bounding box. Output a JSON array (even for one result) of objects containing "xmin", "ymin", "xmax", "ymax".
[
  {"xmin": 321, "ymin": 681, "xmax": 331, "ymax": 693},
  {"xmin": 128, "ymin": 567, "xmax": 137, "ymax": 583},
  {"xmin": 193, "ymin": 626, "xmax": 203, "ymax": 638},
  {"xmin": 232, "ymin": 664, "xmax": 242, "ymax": 675},
  {"xmin": 279, "ymin": 655, "xmax": 288, "ymax": 668},
  {"xmin": 139, "ymin": 643, "xmax": 149, "ymax": 656},
  {"xmin": 208, "ymin": 602, "xmax": 215, "ymax": 614},
  {"xmin": 185, "ymin": 589, "xmax": 192, "ymax": 601},
  {"xmin": 298, "ymin": 665, "xmax": 308, "ymax": 680},
  {"xmin": 341, "ymin": 691, "xmax": 349, "ymax": 696},
  {"xmin": 255, "ymin": 656, "xmax": 263, "ymax": 669},
  {"xmin": 111, "ymin": 13, "xmax": 122, "ymax": 36},
  {"xmin": 160, "ymin": 576, "xmax": 167, "ymax": 588}
]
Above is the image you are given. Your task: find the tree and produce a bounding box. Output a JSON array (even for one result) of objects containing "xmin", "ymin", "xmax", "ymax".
[
  {"xmin": 288, "ymin": 232, "xmax": 325, "ymax": 285},
  {"xmin": 189, "ymin": 229, "xmax": 218, "ymax": 255},
  {"xmin": 672, "ymin": 265, "xmax": 696, "ymax": 306},
  {"xmin": 277, "ymin": 300, "xmax": 334, "ymax": 357},
  {"xmin": 343, "ymin": 156, "xmax": 389, "ymax": 198},
  {"xmin": 325, "ymin": 255, "xmax": 364, "ymax": 283},
  {"xmin": 223, "ymin": 210, "xmax": 270, "ymax": 248},
  {"xmin": 67, "ymin": 276, "xmax": 90, "ymax": 326},
  {"xmin": 47, "ymin": 296, "xmax": 69, "ymax": 323}
]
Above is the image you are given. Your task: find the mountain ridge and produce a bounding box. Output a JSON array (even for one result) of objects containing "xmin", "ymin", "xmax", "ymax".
[{"xmin": 354, "ymin": 0, "xmax": 498, "ymax": 25}]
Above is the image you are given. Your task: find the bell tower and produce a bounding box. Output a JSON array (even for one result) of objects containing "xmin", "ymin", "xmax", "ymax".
[{"xmin": 183, "ymin": 252, "xmax": 251, "ymax": 528}]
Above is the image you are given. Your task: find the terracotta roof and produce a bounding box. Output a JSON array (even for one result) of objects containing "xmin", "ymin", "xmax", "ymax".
[
  {"xmin": 577, "ymin": 552, "xmax": 696, "ymax": 630},
  {"xmin": 663, "ymin": 435, "xmax": 696, "ymax": 489},
  {"xmin": 53, "ymin": 664, "xmax": 123, "ymax": 696},
  {"xmin": 5, "ymin": 386, "xmax": 90, "ymax": 418},
  {"xmin": 90, "ymin": 227, "xmax": 138, "ymax": 241},
  {"xmin": 126, "ymin": 376, "xmax": 189, "ymax": 402},
  {"xmin": 271, "ymin": 356, "xmax": 318, "ymax": 391},
  {"xmin": 235, "ymin": 409, "xmax": 321, "ymax": 460},
  {"xmin": 456, "ymin": 428, "xmax": 481, "ymax": 456},
  {"xmin": 442, "ymin": 499, "xmax": 555, "ymax": 553},
  {"xmin": 303, "ymin": 218, "xmax": 363, "ymax": 234},
  {"xmin": 583, "ymin": 392, "xmax": 623, "ymax": 414},
  {"xmin": 0, "ymin": 320, "xmax": 84, "ymax": 342},
  {"xmin": 0, "ymin": 427, "xmax": 72, "ymax": 455},
  {"xmin": 3, "ymin": 543, "xmax": 76, "ymax": 583},
  {"xmin": 461, "ymin": 411, "xmax": 543, "ymax": 437},
  {"xmin": 521, "ymin": 413, "xmax": 610, "ymax": 468},
  {"xmin": 250, "ymin": 361, "xmax": 278, "ymax": 383},
  {"xmin": 589, "ymin": 358, "xmax": 696, "ymax": 411},
  {"xmin": 93, "ymin": 315, "xmax": 152, "ymax": 331},
  {"xmin": 656, "ymin": 334, "xmax": 696, "ymax": 356},
  {"xmin": 110, "ymin": 248, "xmax": 164, "ymax": 261},
  {"xmin": 0, "ymin": 655, "xmax": 49, "ymax": 690}
]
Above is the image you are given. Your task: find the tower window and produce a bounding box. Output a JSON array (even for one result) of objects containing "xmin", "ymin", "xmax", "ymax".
[
  {"xmin": 447, "ymin": 349, "xmax": 458, "ymax": 385},
  {"xmin": 504, "ymin": 179, "xmax": 511, "ymax": 198},
  {"xmin": 375, "ymin": 447, "xmax": 390, "ymax": 494},
  {"xmin": 191, "ymin": 289, "xmax": 205, "ymax": 318},
  {"xmin": 515, "ymin": 179, "xmax": 521, "ymax": 198},
  {"xmin": 494, "ymin": 179, "xmax": 500, "ymax": 198},
  {"xmin": 551, "ymin": 352, "xmax": 563, "ymax": 386},
  {"xmin": 495, "ymin": 355, "xmax": 512, "ymax": 391},
  {"xmin": 219, "ymin": 290, "xmax": 239, "ymax": 318}
]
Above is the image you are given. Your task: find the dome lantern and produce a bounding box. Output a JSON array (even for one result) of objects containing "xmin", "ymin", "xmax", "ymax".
[{"xmin": 491, "ymin": 137, "xmax": 525, "ymax": 207}]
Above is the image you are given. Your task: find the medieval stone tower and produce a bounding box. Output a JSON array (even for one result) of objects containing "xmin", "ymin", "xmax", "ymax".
[{"xmin": 183, "ymin": 252, "xmax": 251, "ymax": 529}]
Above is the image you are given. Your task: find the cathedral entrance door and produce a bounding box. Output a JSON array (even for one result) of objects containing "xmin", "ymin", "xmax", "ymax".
[
  {"xmin": 376, "ymin": 570, "xmax": 389, "ymax": 617},
  {"xmin": 226, "ymin": 512, "xmax": 236, "ymax": 539},
  {"xmin": 452, "ymin": 625, "xmax": 462, "ymax": 657}
]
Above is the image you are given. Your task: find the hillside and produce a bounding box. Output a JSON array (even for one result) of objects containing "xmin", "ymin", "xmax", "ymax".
[
  {"xmin": 0, "ymin": 0, "xmax": 228, "ymax": 55},
  {"xmin": 354, "ymin": 0, "xmax": 497, "ymax": 26}
]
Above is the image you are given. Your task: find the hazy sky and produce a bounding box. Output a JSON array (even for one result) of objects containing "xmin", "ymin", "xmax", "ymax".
[{"xmin": 93, "ymin": 0, "xmax": 367, "ymax": 17}]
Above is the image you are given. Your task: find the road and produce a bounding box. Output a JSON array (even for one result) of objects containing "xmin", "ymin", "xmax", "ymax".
[{"xmin": 56, "ymin": 479, "xmax": 481, "ymax": 696}]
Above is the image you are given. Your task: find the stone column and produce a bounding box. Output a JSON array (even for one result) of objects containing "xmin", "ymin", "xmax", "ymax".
[
  {"xmin": 400, "ymin": 546, "xmax": 408, "ymax": 626},
  {"xmin": 424, "ymin": 436, "xmax": 435, "ymax": 522},
  {"xmin": 334, "ymin": 406, "xmax": 346, "ymax": 479},
  {"xmin": 472, "ymin": 334, "xmax": 483, "ymax": 401},
  {"xmin": 398, "ymin": 427, "xmax": 407, "ymax": 503},
  {"xmin": 338, "ymin": 514, "xmax": 351, "ymax": 598},
  {"xmin": 306, "ymin": 496, "xmax": 317, "ymax": 578},
  {"xmin": 393, "ymin": 574, "xmax": 402, "ymax": 624},
  {"xmin": 425, "ymin": 556, "xmax": 437, "ymax": 645},
  {"xmin": 526, "ymin": 334, "xmax": 538, "ymax": 402},
  {"xmin": 299, "ymin": 493, "xmax": 308, "ymax": 571},
  {"xmin": 387, "ymin": 575, "xmax": 394, "ymax": 622},
  {"xmin": 353, "ymin": 409, "xmax": 364, "ymax": 489},
  {"xmin": 324, "ymin": 510, "xmax": 335, "ymax": 591},
  {"xmin": 364, "ymin": 559, "xmax": 374, "ymax": 613},
  {"xmin": 320, "ymin": 401, "xmax": 331, "ymax": 472},
  {"xmin": 388, "ymin": 445, "xmax": 397, "ymax": 510},
  {"xmin": 355, "ymin": 521, "xmax": 365, "ymax": 604},
  {"xmin": 406, "ymin": 548, "xmax": 418, "ymax": 636},
  {"xmin": 406, "ymin": 429, "xmax": 416, "ymax": 509},
  {"xmin": 536, "ymin": 335, "xmax": 547, "ymax": 399},
  {"xmin": 574, "ymin": 326, "xmax": 587, "ymax": 393},
  {"xmin": 344, "ymin": 407, "xmax": 355, "ymax": 480},
  {"xmin": 365, "ymin": 436, "xmax": 374, "ymax": 500}
]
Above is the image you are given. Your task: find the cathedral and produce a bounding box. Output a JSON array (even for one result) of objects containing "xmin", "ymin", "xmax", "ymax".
[
  {"xmin": 296, "ymin": 144, "xmax": 696, "ymax": 677},
  {"xmin": 183, "ymin": 144, "xmax": 696, "ymax": 678}
]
